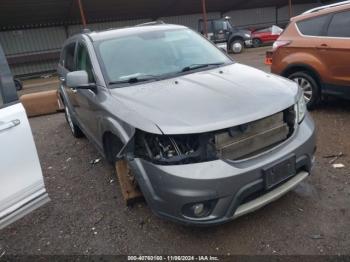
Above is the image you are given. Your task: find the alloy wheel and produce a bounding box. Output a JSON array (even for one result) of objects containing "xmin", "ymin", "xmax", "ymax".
[{"xmin": 293, "ymin": 77, "xmax": 313, "ymax": 102}]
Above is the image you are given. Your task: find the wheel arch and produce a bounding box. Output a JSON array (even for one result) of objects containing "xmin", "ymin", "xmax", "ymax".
[
  {"xmin": 100, "ymin": 117, "xmax": 135, "ymax": 163},
  {"xmin": 281, "ymin": 64, "xmax": 322, "ymax": 88},
  {"xmin": 228, "ymin": 35, "xmax": 244, "ymax": 45}
]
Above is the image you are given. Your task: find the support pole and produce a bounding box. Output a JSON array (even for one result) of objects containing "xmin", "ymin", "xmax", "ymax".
[
  {"xmin": 77, "ymin": 0, "xmax": 87, "ymax": 28},
  {"xmin": 201, "ymin": 0, "xmax": 208, "ymax": 38},
  {"xmin": 288, "ymin": 0, "xmax": 293, "ymax": 19}
]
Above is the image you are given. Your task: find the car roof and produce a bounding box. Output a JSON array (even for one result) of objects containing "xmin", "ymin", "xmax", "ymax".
[
  {"xmin": 83, "ymin": 24, "xmax": 187, "ymax": 42},
  {"xmin": 291, "ymin": 1, "xmax": 350, "ymax": 22}
]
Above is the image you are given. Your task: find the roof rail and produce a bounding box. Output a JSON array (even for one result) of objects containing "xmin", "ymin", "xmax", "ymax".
[
  {"xmin": 136, "ymin": 20, "xmax": 166, "ymax": 27},
  {"xmin": 303, "ymin": 0, "xmax": 350, "ymax": 14}
]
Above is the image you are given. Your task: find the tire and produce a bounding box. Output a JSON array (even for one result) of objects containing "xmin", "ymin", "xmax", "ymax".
[
  {"xmin": 230, "ymin": 39, "xmax": 244, "ymax": 54},
  {"xmin": 252, "ymin": 38, "xmax": 262, "ymax": 48},
  {"xmin": 288, "ymin": 71, "xmax": 321, "ymax": 110},
  {"xmin": 64, "ymin": 104, "xmax": 84, "ymax": 138}
]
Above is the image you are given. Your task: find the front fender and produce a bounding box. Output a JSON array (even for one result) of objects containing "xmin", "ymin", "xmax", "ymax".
[{"xmin": 99, "ymin": 115, "xmax": 135, "ymax": 145}]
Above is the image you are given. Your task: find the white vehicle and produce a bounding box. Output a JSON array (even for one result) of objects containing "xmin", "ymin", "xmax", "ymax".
[{"xmin": 0, "ymin": 45, "xmax": 49, "ymax": 230}]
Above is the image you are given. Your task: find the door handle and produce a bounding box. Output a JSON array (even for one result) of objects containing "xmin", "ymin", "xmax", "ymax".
[
  {"xmin": 0, "ymin": 119, "xmax": 20, "ymax": 132},
  {"xmin": 316, "ymin": 43, "xmax": 329, "ymax": 49}
]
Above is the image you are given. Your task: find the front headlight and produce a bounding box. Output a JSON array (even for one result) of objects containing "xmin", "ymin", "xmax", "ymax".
[
  {"xmin": 295, "ymin": 89, "xmax": 307, "ymax": 124},
  {"xmin": 134, "ymin": 130, "xmax": 217, "ymax": 165}
]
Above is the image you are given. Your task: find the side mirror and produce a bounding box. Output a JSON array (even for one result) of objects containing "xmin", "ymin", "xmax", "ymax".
[{"xmin": 66, "ymin": 71, "xmax": 95, "ymax": 90}]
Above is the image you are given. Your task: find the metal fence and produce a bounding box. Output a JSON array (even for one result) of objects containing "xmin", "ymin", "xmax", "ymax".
[{"xmin": 0, "ymin": 3, "xmax": 319, "ymax": 78}]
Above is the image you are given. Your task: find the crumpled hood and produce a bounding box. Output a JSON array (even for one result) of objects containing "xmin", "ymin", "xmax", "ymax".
[{"xmin": 110, "ymin": 63, "xmax": 298, "ymax": 134}]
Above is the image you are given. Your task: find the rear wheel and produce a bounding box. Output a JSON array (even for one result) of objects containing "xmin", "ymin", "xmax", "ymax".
[
  {"xmin": 64, "ymin": 104, "xmax": 84, "ymax": 138},
  {"xmin": 288, "ymin": 71, "xmax": 320, "ymax": 110},
  {"xmin": 252, "ymin": 38, "xmax": 262, "ymax": 48},
  {"xmin": 230, "ymin": 39, "xmax": 244, "ymax": 54}
]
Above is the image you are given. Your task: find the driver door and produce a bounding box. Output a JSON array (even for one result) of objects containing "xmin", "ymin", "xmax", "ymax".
[
  {"xmin": 213, "ymin": 20, "xmax": 229, "ymax": 43},
  {"xmin": 0, "ymin": 45, "xmax": 49, "ymax": 230}
]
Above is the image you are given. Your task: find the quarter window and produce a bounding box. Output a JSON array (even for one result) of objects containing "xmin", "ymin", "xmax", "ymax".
[
  {"xmin": 297, "ymin": 15, "xmax": 329, "ymax": 36},
  {"xmin": 327, "ymin": 11, "xmax": 350, "ymax": 37},
  {"xmin": 76, "ymin": 43, "xmax": 95, "ymax": 83}
]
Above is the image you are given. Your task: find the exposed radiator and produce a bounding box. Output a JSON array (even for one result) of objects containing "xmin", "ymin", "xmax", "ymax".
[{"xmin": 215, "ymin": 111, "xmax": 292, "ymax": 160}]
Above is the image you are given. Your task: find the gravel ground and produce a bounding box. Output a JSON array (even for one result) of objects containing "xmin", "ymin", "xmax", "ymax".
[{"xmin": 1, "ymin": 48, "xmax": 350, "ymax": 256}]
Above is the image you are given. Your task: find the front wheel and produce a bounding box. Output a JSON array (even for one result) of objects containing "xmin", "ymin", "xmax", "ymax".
[
  {"xmin": 288, "ymin": 71, "xmax": 321, "ymax": 110},
  {"xmin": 230, "ymin": 40, "xmax": 244, "ymax": 54},
  {"xmin": 64, "ymin": 104, "xmax": 84, "ymax": 138}
]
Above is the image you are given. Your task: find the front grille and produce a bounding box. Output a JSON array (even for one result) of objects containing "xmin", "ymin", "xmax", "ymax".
[{"xmin": 215, "ymin": 107, "xmax": 295, "ymax": 160}]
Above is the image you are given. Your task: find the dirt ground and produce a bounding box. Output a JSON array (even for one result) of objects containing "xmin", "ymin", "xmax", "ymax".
[{"xmin": 1, "ymin": 47, "xmax": 350, "ymax": 256}]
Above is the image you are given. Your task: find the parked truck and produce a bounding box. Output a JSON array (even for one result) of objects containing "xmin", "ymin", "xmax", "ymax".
[{"xmin": 198, "ymin": 17, "xmax": 252, "ymax": 53}]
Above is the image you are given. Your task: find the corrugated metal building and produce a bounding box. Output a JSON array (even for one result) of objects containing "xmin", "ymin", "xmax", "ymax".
[{"xmin": 0, "ymin": 0, "xmax": 331, "ymax": 77}]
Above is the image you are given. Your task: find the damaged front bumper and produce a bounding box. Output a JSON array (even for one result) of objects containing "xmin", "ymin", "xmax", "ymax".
[{"xmin": 128, "ymin": 114, "xmax": 316, "ymax": 226}]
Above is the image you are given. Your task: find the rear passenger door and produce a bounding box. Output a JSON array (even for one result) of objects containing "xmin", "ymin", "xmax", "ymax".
[
  {"xmin": 0, "ymin": 45, "xmax": 49, "ymax": 229},
  {"xmin": 321, "ymin": 10, "xmax": 350, "ymax": 87}
]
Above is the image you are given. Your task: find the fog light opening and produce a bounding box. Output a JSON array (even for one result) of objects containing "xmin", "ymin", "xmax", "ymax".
[
  {"xmin": 182, "ymin": 200, "xmax": 217, "ymax": 219},
  {"xmin": 193, "ymin": 203, "xmax": 205, "ymax": 217}
]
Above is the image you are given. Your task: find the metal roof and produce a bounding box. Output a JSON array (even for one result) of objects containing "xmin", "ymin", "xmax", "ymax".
[{"xmin": 0, "ymin": 0, "xmax": 330, "ymax": 30}]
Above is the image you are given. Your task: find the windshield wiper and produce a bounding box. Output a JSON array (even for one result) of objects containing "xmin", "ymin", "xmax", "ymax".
[
  {"xmin": 181, "ymin": 62, "xmax": 225, "ymax": 72},
  {"xmin": 109, "ymin": 75, "xmax": 158, "ymax": 85}
]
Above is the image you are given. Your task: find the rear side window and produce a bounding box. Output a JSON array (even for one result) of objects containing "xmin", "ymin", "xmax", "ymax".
[
  {"xmin": 64, "ymin": 43, "xmax": 76, "ymax": 71},
  {"xmin": 327, "ymin": 11, "xmax": 350, "ymax": 37},
  {"xmin": 297, "ymin": 15, "xmax": 329, "ymax": 36}
]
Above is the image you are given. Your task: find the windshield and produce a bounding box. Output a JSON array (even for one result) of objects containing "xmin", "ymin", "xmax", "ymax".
[{"xmin": 95, "ymin": 28, "xmax": 232, "ymax": 85}]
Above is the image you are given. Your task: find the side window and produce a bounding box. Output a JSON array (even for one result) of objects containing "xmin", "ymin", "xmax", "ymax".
[
  {"xmin": 327, "ymin": 11, "xmax": 350, "ymax": 37},
  {"xmin": 76, "ymin": 43, "xmax": 95, "ymax": 83},
  {"xmin": 64, "ymin": 43, "xmax": 76, "ymax": 72},
  {"xmin": 213, "ymin": 21, "xmax": 227, "ymax": 31},
  {"xmin": 297, "ymin": 15, "xmax": 330, "ymax": 36}
]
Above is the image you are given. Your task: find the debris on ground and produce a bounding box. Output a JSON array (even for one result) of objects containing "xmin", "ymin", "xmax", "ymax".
[
  {"xmin": 90, "ymin": 158, "xmax": 101, "ymax": 165},
  {"xmin": 66, "ymin": 157, "xmax": 72, "ymax": 162},
  {"xmin": 91, "ymin": 227, "xmax": 98, "ymax": 235},
  {"xmin": 310, "ymin": 234, "xmax": 324, "ymax": 240},
  {"xmin": 332, "ymin": 163, "xmax": 345, "ymax": 169},
  {"xmin": 323, "ymin": 152, "xmax": 345, "ymax": 164},
  {"xmin": 0, "ymin": 247, "xmax": 6, "ymax": 258}
]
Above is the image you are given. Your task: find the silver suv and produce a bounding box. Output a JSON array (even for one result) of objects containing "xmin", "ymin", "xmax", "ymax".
[{"xmin": 58, "ymin": 24, "xmax": 316, "ymax": 225}]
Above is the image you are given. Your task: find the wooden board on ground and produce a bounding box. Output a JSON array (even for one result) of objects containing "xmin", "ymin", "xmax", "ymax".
[
  {"xmin": 20, "ymin": 90, "xmax": 61, "ymax": 117},
  {"xmin": 115, "ymin": 160, "xmax": 143, "ymax": 205}
]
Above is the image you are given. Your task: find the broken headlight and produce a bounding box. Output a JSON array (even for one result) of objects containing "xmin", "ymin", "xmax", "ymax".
[{"xmin": 134, "ymin": 130, "xmax": 217, "ymax": 165}]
